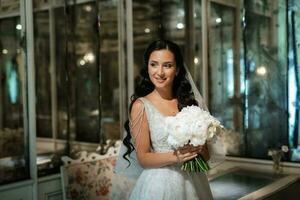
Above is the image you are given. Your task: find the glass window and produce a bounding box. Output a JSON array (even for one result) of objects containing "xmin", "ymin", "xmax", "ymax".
[
  {"xmin": 208, "ymin": 0, "xmax": 289, "ymax": 159},
  {"xmin": 34, "ymin": 11, "xmax": 52, "ymax": 139},
  {"xmin": 0, "ymin": 16, "xmax": 29, "ymax": 185},
  {"xmin": 54, "ymin": 3, "xmax": 101, "ymax": 143},
  {"xmin": 132, "ymin": 0, "xmax": 187, "ymax": 81},
  {"xmin": 243, "ymin": 0, "xmax": 288, "ymax": 159},
  {"xmin": 207, "ymin": 0, "xmax": 291, "ymax": 159},
  {"xmin": 34, "ymin": 1, "xmax": 120, "ymax": 176},
  {"xmin": 208, "ymin": 2, "xmax": 244, "ymax": 156},
  {"xmin": 161, "ymin": 0, "xmax": 185, "ymax": 44},
  {"xmin": 194, "ymin": 0, "xmax": 203, "ymax": 89},
  {"xmin": 33, "ymin": 1, "xmax": 120, "ymax": 144},
  {"xmin": 133, "ymin": 0, "xmax": 161, "ymax": 79},
  {"xmin": 99, "ymin": 0, "xmax": 120, "ymax": 141},
  {"xmin": 209, "ymin": 2, "xmax": 236, "ymax": 127}
]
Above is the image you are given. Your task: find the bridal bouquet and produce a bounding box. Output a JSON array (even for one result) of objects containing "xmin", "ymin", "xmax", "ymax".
[{"xmin": 165, "ymin": 105, "xmax": 223, "ymax": 172}]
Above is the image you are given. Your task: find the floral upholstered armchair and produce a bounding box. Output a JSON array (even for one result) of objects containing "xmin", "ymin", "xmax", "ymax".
[{"xmin": 61, "ymin": 140, "xmax": 125, "ymax": 200}]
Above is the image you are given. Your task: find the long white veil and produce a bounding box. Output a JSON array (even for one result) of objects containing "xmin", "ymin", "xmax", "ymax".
[
  {"xmin": 114, "ymin": 133, "xmax": 143, "ymax": 179},
  {"xmin": 110, "ymin": 133, "xmax": 142, "ymax": 199},
  {"xmin": 184, "ymin": 65, "xmax": 226, "ymax": 168}
]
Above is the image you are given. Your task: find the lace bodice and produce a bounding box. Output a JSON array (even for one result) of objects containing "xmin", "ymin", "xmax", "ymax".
[{"xmin": 139, "ymin": 97, "xmax": 174, "ymax": 153}]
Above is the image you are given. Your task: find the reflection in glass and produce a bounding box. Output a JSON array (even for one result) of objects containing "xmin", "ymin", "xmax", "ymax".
[
  {"xmin": 244, "ymin": 0, "xmax": 288, "ymax": 158},
  {"xmin": 55, "ymin": 3, "xmax": 101, "ymax": 143},
  {"xmin": 161, "ymin": 0, "xmax": 185, "ymax": 45},
  {"xmin": 47, "ymin": 1, "xmax": 121, "ymax": 143},
  {"xmin": 208, "ymin": 2, "xmax": 244, "ymax": 156},
  {"xmin": 99, "ymin": 0, "xmax": 120, "ymax": 141},
  {"xmin": 209, "ymin": 3, "xmax": 236, "ymax": 130},
  {"xmin": 0, "ymin": 17, "xmax": 29, "ymax": 185},
  {"xmin": 208, "ymin": 1, "xmax": 290, "ymax": 159},
  {"xmin": 132, "ymin": 0, "xmax": 186, "ymax": 82},
  {"xmin": 0, "ymin": 0, "xmax": 19, "ymax": 14},
  {"xmin": 133, "ymin": 0, "xmax": 161, "ymax": 79},
  {"xmin": 194, "ymin": 0, "xmax": 203, "ymax": 89},
  {"xmin": 34, "ymin": 10, "xmax": 60, "ymax": 176},
  {"xmin": 54, "ymin": 4, "xmax": 99, "ymax": 142},
  {"xmin": 34, "ymin": 11, "xmax": 52, "ymax": 138},
  {"xmin": 33, "ymin": 0, "xmax": 49, "ymax": 9},
  {"xmin": 33, "ymin": 1, "xmax": 120, "ymax": 176}
]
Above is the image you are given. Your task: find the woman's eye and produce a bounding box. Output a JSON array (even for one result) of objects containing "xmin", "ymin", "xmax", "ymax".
[
  {"xmin": 164, "ymin": 64, "xmax": 172, "ymax": 68},
  {"xmin": 150, "ymin": 63, "xmax": 156, "ymax": 67}
]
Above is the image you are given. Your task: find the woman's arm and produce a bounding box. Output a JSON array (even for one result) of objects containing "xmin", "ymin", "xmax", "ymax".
[{"xmin": 130, "ymin": 100, "xmax": 198, "ymax": 168}]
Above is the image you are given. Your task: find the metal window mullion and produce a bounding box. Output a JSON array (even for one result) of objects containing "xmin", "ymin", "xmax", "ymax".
[
  {"xmin": 22, "ymin": 0, "xmax": 37, "ymax": 199},
  {"xmin": 202, "ymin": 0, "xmax": 209, "ymax": 106},
  {"xmin": 185, "ymin": 0, "xmax": 195, "ymax": 78},
  {"xmin": 0, "ymin": 13, "xmax": 2, "ymax": 128},
  {"xmin": 126, "ymin": 0, "xmax": 134, "ymax": 106},
  {"xmin": 20, "ymin": 0, "xmax": 28, "ymax": 169},
  {"xmin": 0, "ymin": 71, "xmax": 2, "ymax": 129},
  {"xmin": 233, "ymin": 1, "xmax": 242, "ymax": 131},
  {"xmin": 118, "ymin": 0, "xmax": 127, "ymax": 137},
  {"xmin": 95, "ymin": 0, "xmax": 103, "ymax": 143},
  {"xmin": 49, "ymin": 2, "xmax": 58, "ymax": 151}
]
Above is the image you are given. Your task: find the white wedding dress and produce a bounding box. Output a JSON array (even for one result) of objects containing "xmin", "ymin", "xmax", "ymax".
[{"xmin": 127, "ymin": 97, "xmax": 214, "ymax": 200}]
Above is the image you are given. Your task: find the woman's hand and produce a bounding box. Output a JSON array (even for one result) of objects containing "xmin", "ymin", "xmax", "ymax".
[{"xmin": 173, "ymin": 144, "xmax": 204, "ymax": 164}]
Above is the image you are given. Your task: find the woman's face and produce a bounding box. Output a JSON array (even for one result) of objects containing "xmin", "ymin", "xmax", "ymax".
[{"xmin": 148, "ymin": 49, "xmax": 178, "ymax": 90}]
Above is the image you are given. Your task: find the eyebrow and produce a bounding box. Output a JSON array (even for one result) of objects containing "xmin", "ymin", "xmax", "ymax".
[{"xmin": 149, "ymin": 60, "xmax": 174, "ymax": 64}]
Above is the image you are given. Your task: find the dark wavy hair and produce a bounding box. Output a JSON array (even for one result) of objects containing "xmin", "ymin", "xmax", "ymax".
[{"xmin": 123, "ymin": 39, "xmax": 198, "ymax": 165}]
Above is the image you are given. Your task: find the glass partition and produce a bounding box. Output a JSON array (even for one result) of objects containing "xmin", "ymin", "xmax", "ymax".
[
  {"xmin": 98, "ymin": 0, "xmax": 120, "ymax": 141},
  {"xmin": 0, "ymin": 13, "xmax": 30, "ymax": 185},
  {"xmin": 208, "ymin": 0, "xmax": 289, "ymax": 159},
  {"xmin": 243, "ymin": 0, "xmax": 288, "ymax": 159},
  {"xmin": 34, "ymin": 11, "xmax": 52, "ymax": 139},
  {"xmin": 54, "ymin": 3, "xmax": 101, "ymax": 143},
  {"xmin": 33, "ymin": 0, "xmax": 120, "ymax": 176},
  {"xmin": 208, "ymin": 1, "xmax": 244, "ymax": 156},
  {"xmin": 132, "ymin": 0, "xmax": 161, "ymax": 79},
  {"xmin": 209, "ymin": 2, "xmax": 236, "ymax": 128},
  {"xmin": 132, "ymin": 0, "xmax": 187, "ymax": 83},
  {"xmin": 193, "ymin": 0, "xmax": 203, "ymax": 89},
  {"xmin": 161, "ymin": 0, "xmax": 185, "ymax": 45}
]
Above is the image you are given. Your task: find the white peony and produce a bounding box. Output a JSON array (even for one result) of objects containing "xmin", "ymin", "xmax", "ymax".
[
  {"xmin": 165, "ymin": 117, "xmax": 190, "ymax": 148},
  {"xmin": 166, "ymin": 105, "xmax": 223, "ymax": 148}
]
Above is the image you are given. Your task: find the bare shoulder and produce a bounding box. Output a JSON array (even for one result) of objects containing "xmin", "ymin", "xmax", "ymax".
[{"xmin": 131, "ymin": 98, "xmax": 145, "ymax": 116}]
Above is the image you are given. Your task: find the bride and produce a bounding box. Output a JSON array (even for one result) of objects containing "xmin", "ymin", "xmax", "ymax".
[{"xmin": 113, "ymin": 39, "xmax": 214, "ymax": 200}]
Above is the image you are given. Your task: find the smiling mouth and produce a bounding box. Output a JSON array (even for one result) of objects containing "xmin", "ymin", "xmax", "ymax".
[{"xmin": 155, "ymin": 77, "xmax": 166, "ymax": 83}]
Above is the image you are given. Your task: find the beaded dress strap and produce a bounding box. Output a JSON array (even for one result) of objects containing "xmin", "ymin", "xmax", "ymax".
[{"xmin": 129, "ymin": 98, "xmax": 147, "ymax": 149}]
